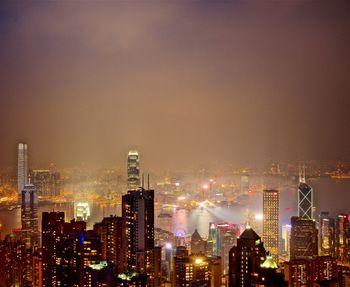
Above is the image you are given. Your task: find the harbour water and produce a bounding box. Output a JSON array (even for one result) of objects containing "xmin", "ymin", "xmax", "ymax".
[{"xmin": 0, "ymin": 177, "xmax": 349, "ymax": 239}]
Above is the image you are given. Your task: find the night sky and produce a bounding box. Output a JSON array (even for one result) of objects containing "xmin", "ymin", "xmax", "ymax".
[{"xmin": 0, "ymin": 1, "xmax": 349, "ymax": 170}]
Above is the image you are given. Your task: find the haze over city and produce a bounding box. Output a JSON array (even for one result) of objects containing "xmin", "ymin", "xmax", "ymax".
[
  {"xmin": 0, "ymin": 1, "xmax": 350, "ymax": 171},
  {"xmin": 1, "ymin": 1, "xmax": 350, "ymax": 287}
]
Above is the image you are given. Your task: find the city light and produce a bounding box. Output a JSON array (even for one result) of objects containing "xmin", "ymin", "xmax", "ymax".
[
  {"xmin": 0, "ymin": 2, "xmax": 348, "ymax": 285},
  {"xmin": 255, "ymin": 214, "xmax": 263, "ymax": 221},
  {"xmin": 195, "ymin": 258, "xmax": 203, "ymax": 265}
]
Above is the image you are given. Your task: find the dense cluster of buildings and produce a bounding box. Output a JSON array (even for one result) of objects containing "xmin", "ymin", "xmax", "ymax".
[{"xmin": 1, "ymin": 144, "xmax": 350, "ymax": 286}]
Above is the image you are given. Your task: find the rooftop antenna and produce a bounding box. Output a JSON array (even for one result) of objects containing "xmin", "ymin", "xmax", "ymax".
[
  {"xmin": 299, "ymin": 164, "xmax": 306, "ymax": 183},
  {"xmin": 142, "ymin": 173, "xmax": 145, "ymax": 189},
  {"xmin": 147, "ymin": 173, "xmax": 150, "ymax": 190}
]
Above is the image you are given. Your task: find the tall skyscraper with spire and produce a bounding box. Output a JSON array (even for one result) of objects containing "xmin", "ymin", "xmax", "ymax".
[
  {"xmin": 127, "ymin": 150, "xmax": 140, "ymax": 190},
  {"xmin": 298, "ymin": 165, "xmax": 314, "ymax": 220},
  {"xmin": 18, "ymin": 143, "xmax": 28, "ymax": 194}
]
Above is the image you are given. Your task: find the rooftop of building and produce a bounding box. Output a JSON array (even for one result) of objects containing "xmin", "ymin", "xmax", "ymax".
[{"xmin": 240, "ymin": 226, "xmax": 260, "ymax": 240}]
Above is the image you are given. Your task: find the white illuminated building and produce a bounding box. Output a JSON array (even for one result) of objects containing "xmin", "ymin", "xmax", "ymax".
[
  {"xmin": 74, "ymin": 202, "xmax": 91, "ymax": 221},
  {"xmin": 127, "ymin": 150, "xmax": 140, "ymax": 190},
  {"xmin": 18, "ymin": 143, "xmax": 28, "ymax": 194}
]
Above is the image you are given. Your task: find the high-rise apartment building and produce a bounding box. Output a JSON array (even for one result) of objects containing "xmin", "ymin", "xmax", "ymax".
[
  {"xmin": 173, "ymin": 247, "xmax": 222, "ymax": 287},
  {"xmin": 263, "ymin": 190, "xmax": 279, "ymax": 263},
  {"xmin": 122, "ymin": 188, "xmax": 155, "ymax": 276},
  {"xmin": 21, "ymin": 184, "xmax": 39, "ymax": 249},
  {"xmin": 298, "ymin": 166, "xmax": 314, "ymax": 220},
  {"xmin": 94, "ymin": 216, "xmax": 123, "ymax": 273},
  {"xmin": 0, "ymin": 232, "xmax": 28, "ymax": 286},
  {"xmin": 228, "ymin": 227, "xmax": 266, "ymax": 287},
  {"xmin": 42, "ymin": 212, "xmax": 102, "ymax": 287},
  {"xmin": 41, "ymin": 212, "xmax": 66, "ymax": 287},
  {"xmin": 284, "ymin": 256, "xmax": 338, "ymax": 286},
  {"xmin": 127, "ymin": 150, "xmax": 140, "ymax": 190},
  {"xmin": 290, "ymin": 216, "xmax": 318, "ymax": 260},
  {"xmin": 17, "ymin": 143, "xmax": 28, "ymax": 194}
]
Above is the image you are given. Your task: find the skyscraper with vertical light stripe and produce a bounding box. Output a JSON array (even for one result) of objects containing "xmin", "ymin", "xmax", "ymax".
[{"xmin": 18, "ymin": 143, "xmax": 28, "ymax": 194}]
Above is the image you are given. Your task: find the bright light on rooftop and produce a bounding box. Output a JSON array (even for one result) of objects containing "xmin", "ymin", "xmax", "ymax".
[{"xmin": 195, "ymin": 258, "xmax": 203, "ymax": 265}]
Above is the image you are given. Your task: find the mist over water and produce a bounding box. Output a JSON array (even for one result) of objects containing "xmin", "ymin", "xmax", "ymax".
[{"xmin": 0, "ymin": 177, "xmax": 349, "ymax": 239}]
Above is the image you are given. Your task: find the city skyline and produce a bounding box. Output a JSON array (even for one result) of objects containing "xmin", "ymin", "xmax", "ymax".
[
  {"xmin": 1, "ymin": 1, "xmax": 350, "ymax": 286},
  {"xmin": 0, "ymin": 1, "xmax": 349, "ymax": 171}
]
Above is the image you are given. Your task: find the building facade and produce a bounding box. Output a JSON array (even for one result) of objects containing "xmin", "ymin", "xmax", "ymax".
[
  {"xmin": 228, "ymin": 227, "xmax": 266, "ymax": 287},
  {"xmin": 263, "ymin": 190, "xmax": 279, "ymax": 263},
  {"xmin": 94, "ymin": 216, "xmax": 123, "ymax": 274},
  {"xmin": 319, "ymin": 211, "xmax": 336, "ymax": 257},
  {"xmin": 290, "ymin": 216, "xmax": 318, "ymax": 260},
  {"xmin": 21, "ymin": 184, "xmax": 39, "ymax": 249},
  {"xmin": 18, "ymin": 143, "xmax": 28, "ymax": 194},
  {"xmin": 127, "ymin": 150, "xmax": 140, "ymax": 190},
  {"xmin": 336, "ymin": 214, "xmax": 350, "ymax": 263},
  {"xmin": 122, "ymin": 188, "xmax": 156, "ymax": 285}
]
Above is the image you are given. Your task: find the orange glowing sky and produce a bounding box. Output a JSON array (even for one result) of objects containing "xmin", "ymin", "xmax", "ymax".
[{"xmin": 0, "ymin": 1, "xmax": 349, "ymax": 170}]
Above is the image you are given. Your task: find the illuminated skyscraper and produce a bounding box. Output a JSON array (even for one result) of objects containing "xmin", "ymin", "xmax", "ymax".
[
  {"xmin": 42, "ymin": 212, "xmax": 65, "ymax": 287},
  {"xmin": 228, "ymin": 227, "xmax": 266, "ymax": 287},
  {"xmin": 17, "ymin": 143, "xmax": 28, "ymax": 194},
  {"xmin": 94, "ymin": 216, "xmax": 123, "ymax": 273},
  {"xmin": 74, "ymin": 202, "xmax": 91, "ymax": 221},
  {"xmin": 290, "ymin": 216, "xmax": 318, "ymax": 260},
  {"xmin": 240, "ymin": 173, "xmax": 249, "ymax": 195},
  {"xmin": 122, "ymin": 188, "xmax": 154, "ymax": 275},
  {"xmin": 298, "ymin": 166, "xmax": 314, "ymax": 220},
  {"xmin": 21, "ymin": 184, "xmax": 39, "ymax": 249},
  {"xmin": 336, "ymin": 214, "xmax": 350, "ymax": 262},
  {"xmin": 127, "ymin": 150, "xmax": 140, "ymax": 190},
  {"xmin": 319, "ymin": 211, "xmax": 335, "ymax": 257},
  {"xmin": 263, "ymin": 190, "xmax": 279, "ymax": 263},
  {"xmin": 282, "ymin": 224, "xmax": 291, "ymax": 260}
]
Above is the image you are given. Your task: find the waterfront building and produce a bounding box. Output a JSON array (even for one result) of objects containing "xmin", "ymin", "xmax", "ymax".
[
  {"xmin": 127, "ymin": 150, "xmax": 140, "ymax": 190},
  {"xmin": 18, "ymin": 143, "xmax": 28, "ymax": 194},
  {"xmin": 298, "ymin": 166, "xmax": 314, "ymax": 220}
]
